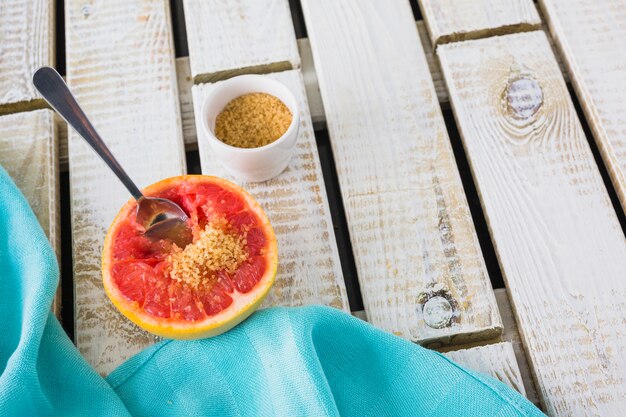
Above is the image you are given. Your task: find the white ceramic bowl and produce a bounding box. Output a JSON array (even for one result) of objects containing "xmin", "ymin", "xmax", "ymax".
[{"xmin": 200, "ymin": 75, "xmax": 300, "ymax": 182}]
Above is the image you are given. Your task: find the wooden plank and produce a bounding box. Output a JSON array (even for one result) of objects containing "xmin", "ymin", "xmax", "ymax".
[
  {"xmin": 444, "ymin": 342, "xmax": 526, "ymax": 395},
  {"xmin": 182, "ymin": 0, "xmax": 300, "ymax": 84},
  {"xmin": 192, "ymin": 70, "xmax": 349, "ymax": 311},
  {"xmin": 301, "ymin": 0, "xmax": 501, "ymax": 345},
  {"xmin": 417, "ymin": 0, "xmax": 540, "ymax": 47},
  {"xmin": 0, "ymin": 109, "xmax": 61, "ymax": 316},
  {"xmin": 540, "ymin": 0, "xmax": 626, "ymax": 215},
  {"xmin": 66, "ymin": 0, "xmax": 186, "ymax": 376},
  {"xmin": 0, "ymin": 0, "xmax": 54, "ymax": 114},
  {"xmin": 438, "ymin": 31, "xmax": 626, "ymax": 417}
]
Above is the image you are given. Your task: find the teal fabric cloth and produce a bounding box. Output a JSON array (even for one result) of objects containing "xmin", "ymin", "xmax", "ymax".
[{"xmin": 0, "ymin": 164, "xmax": 545, "ymax": 416}]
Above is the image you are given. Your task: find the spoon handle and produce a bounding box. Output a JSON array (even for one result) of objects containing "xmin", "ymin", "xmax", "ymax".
[{"xmin": 33, "ymin": 66, "xmax": 143, "ymax": 201}]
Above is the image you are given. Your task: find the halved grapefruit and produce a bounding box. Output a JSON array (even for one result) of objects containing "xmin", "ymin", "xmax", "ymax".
[{"xmin": 102, "ymin": 175, "xmax": 278, "ymax": 339}]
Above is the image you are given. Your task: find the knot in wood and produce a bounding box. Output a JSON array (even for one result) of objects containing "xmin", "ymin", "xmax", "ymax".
[
  {"xmin": 81, "ymin": 4, "xmax": 92, "ymax": 17},
  {"xmin": 504, "ymin": 76, "xmax": 543, "ymax": 119}
]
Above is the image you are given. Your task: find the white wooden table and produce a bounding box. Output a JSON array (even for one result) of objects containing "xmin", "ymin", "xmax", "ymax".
[{"xmin": 2, "ymin": 0, "xmax": 626, "ymax": 415}]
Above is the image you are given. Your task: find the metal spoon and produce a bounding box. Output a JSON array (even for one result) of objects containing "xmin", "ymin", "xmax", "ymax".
[{"xmin": 33, "ymin": 66, "xmax": 192, "ymax": 248}]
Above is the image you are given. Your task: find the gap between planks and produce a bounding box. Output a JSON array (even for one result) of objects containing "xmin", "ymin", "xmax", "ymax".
[{"xmin": 56, "ymin": 22, "xmax": 569, "ymax": 170}]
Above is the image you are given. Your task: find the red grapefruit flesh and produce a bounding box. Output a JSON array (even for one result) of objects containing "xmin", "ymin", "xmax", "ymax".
[{"xmin": 102, "ymin": 175, "xmax": 278, "ymax": 339}]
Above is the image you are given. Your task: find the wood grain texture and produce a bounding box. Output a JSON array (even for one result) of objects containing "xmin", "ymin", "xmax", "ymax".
[
  {"xmin": 182, "ymin": 0, "xmax": 300, "ymax": 84},
  {"xmin": 444, "ymin": 342, "xmax": 526, "ymax": 395},
  {"xmin": 176, "ymin": 56, "xmax": 197, "ymax": 148},
  {"xmin": 56, "ymin": 118, "xmax": 68, "ymax": 170},
  {"xmin": 418, "ymin": 0, "xmax": 541, "ymax": 47},
  {"xmin": 301, "ymin": 0, "xmax": 501, "ymax": 345},
  {"xmin": 0, "ymin": 0, "xmax": 54, "ymax": 114},
  {"xmin": 0, "ymin": 109, "xmax": 61, "ymax": 316},
  {"xmin": 438, "ymin": 31, "xmax": 626, "ymax": 417},
  {"xmin": 540, "ymin": 0, "xmax": 626, "ymax": 215},
  {"xmin": 192, "ymin": 70, "xmax": 348, "ymax": 311},
  {"xmin": 66, "ymin": 0, "xmax": 186, "ymax": 376}
]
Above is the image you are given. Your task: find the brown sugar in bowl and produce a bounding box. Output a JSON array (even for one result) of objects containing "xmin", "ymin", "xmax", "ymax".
[
  {"xmin": 214, "ymin": 92, "xmax": 293, "ymax": 149},
  {"xmin": 200, "ymin": 75, "xmax": 300, "ymax": 183}
]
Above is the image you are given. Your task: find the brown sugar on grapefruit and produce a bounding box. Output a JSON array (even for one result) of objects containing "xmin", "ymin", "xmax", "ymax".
[{"xmin": 101, "ymin": 175, "xmax": 278, "ymax": 339}]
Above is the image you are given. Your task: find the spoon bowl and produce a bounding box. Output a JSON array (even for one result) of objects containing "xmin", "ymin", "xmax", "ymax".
[{"xmin": 136, "ymin": 197, "xmax": 192, "ymax": 247}]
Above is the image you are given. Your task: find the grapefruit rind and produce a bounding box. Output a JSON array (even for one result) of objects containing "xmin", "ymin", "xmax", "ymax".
[{"xmin": 101, "ymin": 175, "xmax": 278, "ymax": 340}]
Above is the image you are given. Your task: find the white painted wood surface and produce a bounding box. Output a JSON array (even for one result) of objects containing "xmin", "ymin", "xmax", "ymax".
[
  {"xmin": 182, "ymin": 0, "xmax": 300, "ymax": 83},
  {"xmin": 0, "ymin": 0, "xmax": 54, "ymax": 114},
  {"xmin": 56, "ymin": 25, "xmax": 569, "ymax": 170},
  {"xmin": 444, "ymin": 342, "xmax": 526, "ymax": 395},
  {"xmin": 540, "ymin": 0, "xmax": 626, "ymax": 215},
  {"xmin": 0, "ymin": 109, "xmax": 61, "ymax": 316},
  {"xmin": 301, "ymin": 0, "xmax": 501, "ymax": 345},
  {"xmin": 418, "ymin": 0, "xmax": 540, "ymax": 47},
  {"xmin": 192, "ymin": 70, "xmax": 348, "ymax": 311},
  {"xmin": 66, "ymin": 0, "xmax": 186, "ymax": 376},
  {"xmin": 439, "ymin": 31, "xmax": 626, "ymax": 417}
]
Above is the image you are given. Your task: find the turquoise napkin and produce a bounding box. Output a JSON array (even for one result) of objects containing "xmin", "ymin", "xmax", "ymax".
[{"xmin": 0, "ymin": 165, "xmax": 544, "ymax": 416}]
